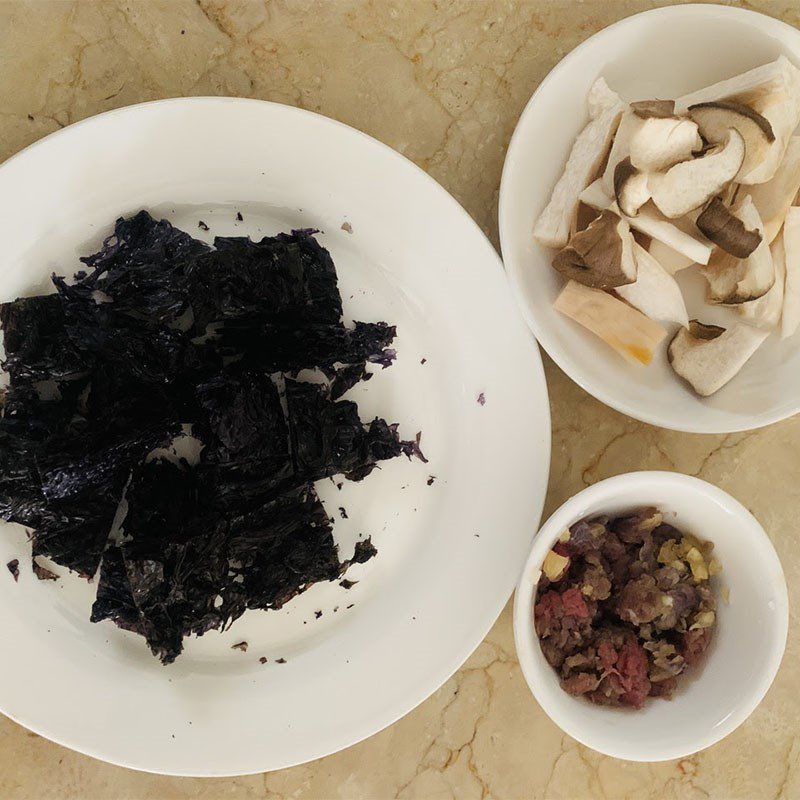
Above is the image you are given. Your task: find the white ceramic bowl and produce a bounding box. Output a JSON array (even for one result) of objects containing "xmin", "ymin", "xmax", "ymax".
[
  {"xmin": 513, "ymin": 472, "xmax": 788, "ymax": 762},
  {"xmin": 499, "ymin": 4, "xmax": 800, "ymax": 433}
]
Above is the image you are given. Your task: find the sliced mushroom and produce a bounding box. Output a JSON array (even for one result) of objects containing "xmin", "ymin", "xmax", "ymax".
[
  {"xmin": 701, "ymin": 196, "xmax": 775, "ymax": 303},
  {"xmin": 737, "ymin": 233, "xmax": 785, "ymax": 329},
  {"xmin": 629, "ymin": 116, "xmax": 703, "ymax": 172},
  {"xmin": 579, "ymin": 178, "xmax": 614, "ymax": 210},
  {"xmin": 688, "ymin": 101, "xmax": 774, "ymax": 179},
  {"xmin": 674, "ymin": 56, "xmax": 800, "ymax": 113},
  {"xmin": 552, "ymin": 210, "xmax": 637, "ymax": 288},
  {"xmin": 749, "ymin": 136, "xmax": 800, "ymax": 241},
  {"xmin": 696, "ymin": 197, "xmax": 762, "ymax": 258},
  {"xmin": 630, "ymin": 99, "xmax": 676, "ymax": 119},
  {"xmin": 615, "ymin": 243, "xmax": 689, "ymax": 327},
  {"xmin": 614, "ymin": 157, "xmax": 651, "ymax": 217},
  {"xmin": 739, "ymin": 98, "xmax": 800, "ymax": 185},
  {"xmin": 601, "ymin": 110, "xmax": 643, "ymax": 196},
  {"xmin": 781, "ymin": 207, "xmax": 800, "ymax": 338},
  {"xmin": 649, "ymin": 129, "xmax": 745, "ymax": 219},
  {"xmin": 534, "ymin": 79, "xmax": 624, "ymax": 247},
  {"xmin": 648, "ymin": 238, "xmax": 696, "ymax": 274},
  {"xmin": 554, "ymin": 279, "xmax": 667, "ymax": 365},
  {"xmin": 668, "ymin": 320, "xmax": 769, "ymax": 396},
  {"xmin": 623, "ymin": 203, "xmax": 713, "ymax": 265}
]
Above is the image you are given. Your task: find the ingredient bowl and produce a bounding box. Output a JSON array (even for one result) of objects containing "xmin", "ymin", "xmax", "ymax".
[
  {"xmin": 513, "ymin": 471, "xmax": 788, "ymax": 762},
  {"xmin": 499, "ymin": 4, "xmax": 800, "ymax": 432}
]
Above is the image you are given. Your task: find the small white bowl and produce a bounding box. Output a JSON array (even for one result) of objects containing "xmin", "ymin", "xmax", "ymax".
[
  {"xmin": 499, "ymin": 4, "xmax": 800, "ymax": 433},
  {"xmin": 512, "ymin": 472, "xmax": 788, "ymax": 762}
]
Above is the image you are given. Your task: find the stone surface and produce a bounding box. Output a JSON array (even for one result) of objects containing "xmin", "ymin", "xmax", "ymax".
[{"xmin": 1, "ymin": 0, "xmax": 799, "ymax": 797}]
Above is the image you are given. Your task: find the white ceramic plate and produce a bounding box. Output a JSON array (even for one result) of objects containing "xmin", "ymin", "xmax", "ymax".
[
  {"xmin": 500, "ymin": 4, "xmax": 800, "ymax": 433},
  {"xmin": 0, "ymin": 98, "xmax": 550, "ymax": 776}
]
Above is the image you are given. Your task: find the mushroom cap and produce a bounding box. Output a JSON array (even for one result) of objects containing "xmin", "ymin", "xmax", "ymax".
[
  {"xmin": 649, "ymin": 129, "xmax": 745, "ymax": 219},
  {"xmin": 552, "ymin": 209, "xmax": 638, "ymax": 289},
  {"xmin": 696, "ymin": 197, "xmax": 762, "ymax": 258},
  {"xmin": 668, "ymin": 320, "xmax": 768, "ymax": 396},
  {"xmin": 613, "ymin": 157, "xmax": 651, "ymax": 217},
  {"xmin": 688, "ymin": 100, "xmax": 774, "ymax": 179},
  {"xmin": 701, "ymin": 195, "xmax": 775, "ymax": 304}
]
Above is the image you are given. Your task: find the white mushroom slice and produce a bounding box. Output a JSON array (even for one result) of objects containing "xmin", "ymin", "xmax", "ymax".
[
  {"xmin": 601, "ymin": 110, "xmax": 643, "ymax": 195},
  {"xmin": 688, "ymin": 101, "xmax": 775, "ymax": 179},
  {"xmin": 674, "ymin": 56, "xmax": 800, "ymax": 113},
  {"xmin": 614, "ymin": 158, "xmax": 651, "ymax": 217},
  {"xmin": 552, "ymin": 210, "xmax": 637, "ymax": 289},
  {"xmin": 737, "ymin": 234, "xmax": 785, "ymax": 329},
  {"xmin": 629, "ymin": 117, "xmax": 703, "ymax": 172},
  {"xmin": 739, "ymin": 98, "xmax": 800, "ymax": 185},
  {"xmin": 781, "ymin": 207, "xmax": 800, "ymax": 338},
  {"xmin": 579, "ymin": 178, "xmax": 614, "ymax": 210},
  {"xmin": 616, "ymin": 243, "xmax": 689, "ymax": 327},
  {"xmin": 696, "ymin": 197, "xmax": 762, "ymax": 258},
  {"xmin": 554, "ymin": 280, "xmax": 667, "ymax": 365},
  {"xmin": 588, "ymin": 76, "xmax": 624, "ymax": 116},
  {"xmin": 575, "ymin": 188, "xmax": 713, "ymax": 265},
  {"xmin": 648, "ymin": 238, "xmax": 696, "ymax": 274},
  {"xmin": 668, "ymin": 320, "xmax": 769, "ymax": 396},
  {"xmin": 701, "ymin": 196, "xmax": 775, "ymax": 303},
  {"xmin": 622, "ymin": 203, "xmax": 713, "ymax": 265},
  {"xmin": 749, "ymin": 136, "xmax": 800, "ymax": 242},
  {"xmin": 649, "ymin": 129, "xmax": 745, "ymax": 219},
  {"xmin": 534, "ymin": 79, "xmax": 624, "ymax": 247}
]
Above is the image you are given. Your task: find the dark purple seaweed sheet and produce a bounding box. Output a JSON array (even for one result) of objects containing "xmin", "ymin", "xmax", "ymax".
[{"xmin": 0, "ymin": 211, "xmax": 417, "ymax": 662}]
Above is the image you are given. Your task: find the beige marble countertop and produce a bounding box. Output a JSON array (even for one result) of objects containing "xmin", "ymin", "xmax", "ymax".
[{"xmin": 1, "ymin": 1, "xmax": 799, "ymax": 798}]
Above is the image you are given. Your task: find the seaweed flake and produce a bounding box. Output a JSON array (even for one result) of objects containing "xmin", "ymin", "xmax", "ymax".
[{"xmin": 6, "ymin": 558, "xmax": 19, "ymax": 582}]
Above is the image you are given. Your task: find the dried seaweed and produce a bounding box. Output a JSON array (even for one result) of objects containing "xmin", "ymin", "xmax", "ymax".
[{"xmin": 0, "ymin": 213, "xmax": 417, "ymax": 662}]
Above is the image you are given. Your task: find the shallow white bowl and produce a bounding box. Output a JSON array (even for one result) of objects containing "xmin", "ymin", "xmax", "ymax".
[
  {"xmin": 513, "ymin": 472, "xmax": 788, "ymax": 762},
  {"xmin": 499, "ymin": 4, "xmax": 800, "ymax": 433}
]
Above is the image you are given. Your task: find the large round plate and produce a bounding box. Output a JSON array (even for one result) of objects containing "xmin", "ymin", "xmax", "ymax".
[
  {"xmin": 0, "ymin": 98, "xmax": 550, "ymax": 775},
  {"xmin": 499, "ymin": 5, "xmax": 800, "ymax": 433}
]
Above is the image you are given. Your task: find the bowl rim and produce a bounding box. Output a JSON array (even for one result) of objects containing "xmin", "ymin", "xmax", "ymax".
[
  {"xmin": 512, "ymin": 470, "xmax": 789, "ymax": 762},
  {"xmin": 498, "ymin": 3, "xmax": 800, "ymax": 434}
]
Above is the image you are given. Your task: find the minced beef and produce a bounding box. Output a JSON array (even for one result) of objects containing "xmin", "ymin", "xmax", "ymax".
[{"xmin": 534, "ymin": 507, "xmax": 719, "ymax": 709}]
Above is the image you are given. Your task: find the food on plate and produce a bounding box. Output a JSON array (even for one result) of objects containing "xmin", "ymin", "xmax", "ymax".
[
  {"xmin": 551, "ymin": 210, "xmax": 637, "ymax": 288},
  {"xmin": 534, "ymin": 508, "xmax": 719, "ymax": 708},
  {"xmin": 533, "ymin": 78, "xmax": 624, "ymax": 248},
  {"xmin": 696, "ymin": 197, "xmax": 762, "ymax": 258},
  {"xmin": 749, "ymin": 136, "xmax": 800, "ymax": 242},
  {"xmin": 0, "ymin": 212, "xmax": 422, "ymax": 663},
  {"xmin": 648, "ymin": 129, "xmax": 745, "ymax": 219},
  {"xmin": 782, "ymin": 207, "xmax": 800, "ymax": 337},
  {"xmin": 534, "ymin": 58, "xmax": 800, "ymax": 396},
  {"xmin": 553, "ymin": 280, "xmax": 666, "ymax": 365},
  {"xmin": 629, "ymin": 115, "xmax": 703, "ymax": 173},
  {"xmin": 613, "ymin": 158, "xmax": 650, "ymax": 217},
  {"xmin": 615, "ymin": 244, "xmax": 689, "ymax": 327},
  {"xmin": 700, "ymin": 196, "xmax": 775, "ymax": 304},
  {"xmin": 668, "ymin": 320, "xmax": 769, "ymax": 397}
]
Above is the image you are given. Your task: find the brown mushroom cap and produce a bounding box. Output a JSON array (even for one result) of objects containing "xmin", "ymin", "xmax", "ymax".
[
  {"xmin": 613, "ymin": 157, "xmax": 650, "ymax": 217},
  {"xmin": 696, "ymin": 197, "xmax": 762, "ymax": 258},
  {"xmin": 689, "ymin": 100, "xmax": 775, "ymax": 178},
  {"xmin": 552, "ymin": 210, "xmax": 637, "ymax": 289}
]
